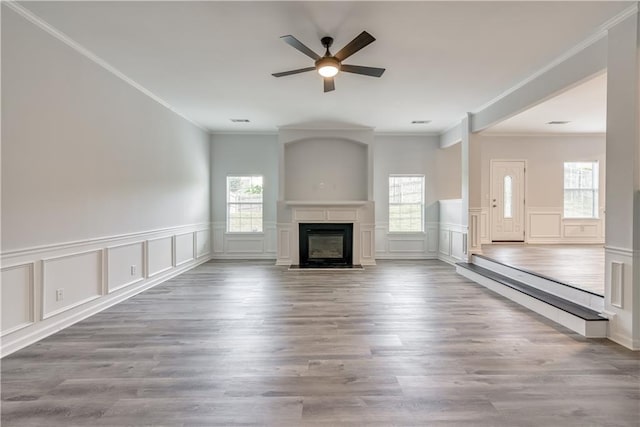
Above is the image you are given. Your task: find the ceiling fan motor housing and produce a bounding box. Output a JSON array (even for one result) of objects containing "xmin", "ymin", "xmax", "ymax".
[{"xmin": 315, "ymin": 56, "xmax": 341, "ymax": 73}]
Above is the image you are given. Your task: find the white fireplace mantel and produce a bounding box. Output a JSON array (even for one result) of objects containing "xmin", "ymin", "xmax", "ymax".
[{"xmin": 276, "ymin": 201, "xmax": 376, "ymax": 267}]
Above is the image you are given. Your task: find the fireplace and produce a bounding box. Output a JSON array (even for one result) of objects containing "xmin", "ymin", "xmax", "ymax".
[{"xmin": 299, "ymin": 223, "xmax": 353, "ymax": 267}]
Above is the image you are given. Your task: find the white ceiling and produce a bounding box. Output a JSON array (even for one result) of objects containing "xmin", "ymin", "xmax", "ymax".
[
  {"xmin": 18, "ymin": 1, "xmax": 631, "ymax": 134},
  {"xmin": 485, "ymin": 72, "xmax": 608, "ymax": 134}
]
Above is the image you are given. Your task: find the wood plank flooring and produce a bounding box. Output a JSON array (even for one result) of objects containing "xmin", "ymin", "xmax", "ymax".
[
  {"xmin": 2, "ymin": 260, "xmax": 638, "ymax": 426},
  {"xmin": 481, "ymin": 244, "xmax": 605, "ymax": 295}
]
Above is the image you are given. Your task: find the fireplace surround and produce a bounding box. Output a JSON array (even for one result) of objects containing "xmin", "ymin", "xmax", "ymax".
[{"xmin": 299, "ymin": 223, "xmax": 353, "ymax": 267}]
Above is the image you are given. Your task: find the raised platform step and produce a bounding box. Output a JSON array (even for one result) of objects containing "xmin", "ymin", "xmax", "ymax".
[
  {"xmin": 472, "ymin": 254, "xmax": 605, "ymax": 312},
  {"xmin": 456, "ymin": 262, "xmax": 608, "ymax": 338}
]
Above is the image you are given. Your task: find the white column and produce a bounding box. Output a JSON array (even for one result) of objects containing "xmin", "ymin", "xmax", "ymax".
[
  {"xmin": 604, "ymin": 9, "xmax": 640, "ymax": 350},
  {"xmin": 461, "ymin": 114, "xmax": 483, "ymax": 259}
]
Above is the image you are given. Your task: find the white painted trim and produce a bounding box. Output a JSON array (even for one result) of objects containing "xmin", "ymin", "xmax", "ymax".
[
  {"xmin": 105, "ymin": 241, "xmax": 146, "ymax": 294},
  {"xmin": 42, "ymin": 295, "xmax": 102, "ymax": 321},
  {"xmin": 472, "ymin": 4, "xmax": 637, "ymax": 115},
  {"xmin": 211, "ymin": 131, "xmax": 278, "ymax": 136},
  {"xmin": 1, "ymin": 223, "xmax": 210, "ymax": 259},
  {"xmin": 174, "ymin": 232, "xmax": 196, "ymax": 267},
  {"xmin": 604, "ymin": 246, "xmax": 635, "ymax": 256},
  {"xmin": 41, "ymin": 249, "xmax": 104, "ymax": 320},
  {"xmin": 489, "ymin": 159, "xmax": 527, "ymax": 242},
  {"xmin": 108, "ymin": 277, "xmax": 145, "ymax": 295},
  {"xmin": 146, "ymin": 236, "xmax": 176, "ymax": 278},
  {"xmin": 1, "ymin": 257, "xmax": 209, "ymax": 358},
  {"xmin": 479, "ymin": 132, "xmax": 607, "ymax": 138},
  {"xmin": 457, "ymin": 266, "xmax": 607, "ymax": 338},
  {"xmin": 3, "ymin": 1, "xmax": 207, "ymax": 132},
  {"xmin": 0, "ymin": 262, "xmax": 36, "ymax": 336}
]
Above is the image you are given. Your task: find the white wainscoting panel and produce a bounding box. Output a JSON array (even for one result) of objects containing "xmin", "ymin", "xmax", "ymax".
[
  {"xmin": 360, "ymin": 225, "xmax": 374, "ymax": 263},
  {"xmin": 426, "ymin": 224, "xmax": 438, "ymax": 253},
  {"xmin": 277, "ymin": 226, "xmax": 291, "ymax": 263},
  {"xmin": 438, "ymin": 223, "xmax": 467, "ymax": 265},
  {"xmin": 42, "ymin": 250, "xmax": 103, "ymax": 319},
  {"xmin": 564, "ymin": 224, "xmax": 598, "ymax": 238},
  {"xmin": 327, "ymin": 209, "xmax": 358, "ymax": 222},
  {"xmin": 211, "ymin": 222, "xmax": 277, "ymax": 259},
  {"xmin": 147, "ymin": 237, "xmax": 174, "ymax": 278},
  {"xmin": 213, "ymin": 225, "xmax": 225, "ymax": 254},
  {"xmin": 107, "ymin": 242, "xmax": 144, "ymax": 293},
  {"xmin": 388, "ymin": 237, "xmax": 425, "ymax": 253},
  {"xmin": 374, "ymin": 222, "xmax": 436, "ymax": 259},
  {"xmin": 480, "ymin": 208, "xmax": 490, "ymax": 244},
  {"xmin": 196, "ymin": 229, "xmax": 211, "ymax": 258},
  {"xmin": 226, "ymin": 237, "xmax": 264, "ymax": 254},
  {"xmin": 1, "ymin": 263, "xmax": 35, "ymax": 336},
  {"xmin": 294, "ymin": 209, "xmax": 325, "ymax": 222},
  {"xmin": 450, "ymin": 231, "xmax": 465, "ymax": 261},
  {"xmin": 528, "ymin": 211, "xmax": 562, "ymax": 239},
  {"xmin": 525, "ymin": 207, "xmax": 604, "ymax": 244},
  {"xmin": 175, "ymin": 232, "xmax": 195, "ymax": 266},
  {"xmin": 610, "ymin": 260, "xmax": 624, "ymax": 308},
  {"xmin": 439, "ymin": 229, "xmax": 451, "ymax": 257},
  {"xmin": 0, "ymin": 223, "xmax": 211, "ymax": 357},
  {"xmin": 603, "ymin": 247, "xmax": 637, "ymax": 350},
  {"xmin": 265, "ymin": 226, "xmax": 278, "ymax": 254},
  {"xmin": 438, "ymin": 198, "xmax": 466, "ymax": 264},
  {"xmin": 469, "ymin": 208, "xmax": 482, "ymax": 254}
]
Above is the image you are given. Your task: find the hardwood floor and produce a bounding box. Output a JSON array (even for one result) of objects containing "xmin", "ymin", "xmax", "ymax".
[
  {"xmin": 2, "ymin": 260, "xmax": 638, "ymax": 426},
  {"xmin": 481, "ymin": 244, "xmax": 605, "ymax": 295}
]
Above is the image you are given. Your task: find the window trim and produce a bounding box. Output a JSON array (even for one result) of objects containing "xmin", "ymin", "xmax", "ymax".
[
  {"xmin": 563, "ymin": 161, "xmax": 599, "ymax": 220},
  {"xmin": 226, "ymin": 175, "xmax": 264, "ymax": 233},
  {"xmin": 388, "ymin": 174, "xmax": 426, "ymax": 234}
]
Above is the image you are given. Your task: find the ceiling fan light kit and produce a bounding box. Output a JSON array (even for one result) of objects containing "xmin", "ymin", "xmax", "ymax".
[{"xmin": 273, "ymin": 31, "xmax": 385, "ymax": 92}]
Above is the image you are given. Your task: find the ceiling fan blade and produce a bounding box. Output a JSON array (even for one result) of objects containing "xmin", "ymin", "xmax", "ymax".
[
  {"xmin": 272, "ymin": 67, "xmax": 315, "ymax": 77},
  {"xmin": 324, "ymin": 77, "xmax": 335, "ymax": 92},
  {"xmin": 334, "ymin": 31, "xmax": 376, "ymax": 62},
  {"xmin": 340, "ymin": 64, "xmax": 385, "ymax": 77},
  {"xmin": 280, "ymin": 35, "xmax": 321, "ymax": 60}
]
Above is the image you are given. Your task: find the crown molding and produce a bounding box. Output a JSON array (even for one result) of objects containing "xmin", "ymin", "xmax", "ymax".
[
  {"xmin": 478, "ymin": 132, "xmax": 607, "ymax": 138},
  {"xmin": 374, "ymin": 131, "xmax": 440, "ymax": 137},
  {"xmin": 4, "ymin": 1, "xmax": 208, "ymax": 133},
  {"xmin": 210, "ymin": 131, "xmax": 278, "ymax": 136},
  {"xmin": 471, "ymin": 3, "xmax": 638, "ymax": 115}
]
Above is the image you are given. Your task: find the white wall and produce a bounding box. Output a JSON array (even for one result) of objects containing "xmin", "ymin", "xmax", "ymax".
[
  {"xmin": 1, "ymin": 6, "xmax": 211, "ymax": 356},
  {"xmin": 210, "ymin": 133, "xmax": 279, "ymax": 258},
  {"xmin": 374, "ymin": 135, "xmax": 461, "ymax": 259},
  {"xmin": 478, "ymin": 134, "xmax": 606, "ymax": 243},
  {"xmin": 285, "ymin": 138, "xmax": 368, "ymax": 201}
]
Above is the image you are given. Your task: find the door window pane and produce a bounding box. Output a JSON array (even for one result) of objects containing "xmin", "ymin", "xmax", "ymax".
[{"xmin": 504, "ymin": 175, "xmax": 513, "ymax": 219}]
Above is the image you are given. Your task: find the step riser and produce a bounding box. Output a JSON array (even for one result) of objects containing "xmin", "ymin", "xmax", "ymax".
[
  {"xmin": 472, "ymin": 256, "xmax": 604, "ymax": 312},
  {"xmin": 457, "ymin": 266, "xmax": 608, "ymax": 338}
]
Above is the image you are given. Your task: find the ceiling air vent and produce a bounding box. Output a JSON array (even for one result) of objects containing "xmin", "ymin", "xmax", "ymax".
[
  {"xmin": 230, "ymin": 119, "xmax": 250, "ymax": 123},
  {"xmin": 546, "ymin": 121, "xmax": 571, "ymax": 125}
]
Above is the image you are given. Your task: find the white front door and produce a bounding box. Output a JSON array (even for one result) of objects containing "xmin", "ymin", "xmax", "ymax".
[{"xmin": 491, "ymin": 160, "xmax": 525, "ymax": 241}]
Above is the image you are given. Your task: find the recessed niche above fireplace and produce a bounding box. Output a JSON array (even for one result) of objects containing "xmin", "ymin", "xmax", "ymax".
[{"xmin": 299, "ymin": 223, "xmax": 353, "ymax": 267}]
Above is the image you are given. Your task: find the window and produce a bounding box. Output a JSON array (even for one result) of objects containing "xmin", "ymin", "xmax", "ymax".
[
  {"xmin": 227, "ymin": 176, "xmax": 263, "ymax": 232},
  {"xmin": 564, "ymin": 162, "xmax": 599, "ymax": 218},
  {"xmin": 389, "ymin": 175, "xmax": 424, "ymax": 232},
  {"xmin": 503, "ymin": 175, "xmax": 513, "ymax": 218}
]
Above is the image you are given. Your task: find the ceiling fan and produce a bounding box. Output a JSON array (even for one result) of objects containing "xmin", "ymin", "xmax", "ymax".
[{"xmin": 272, "ymin": 31, "xmax": 385, "ymax": 92}]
